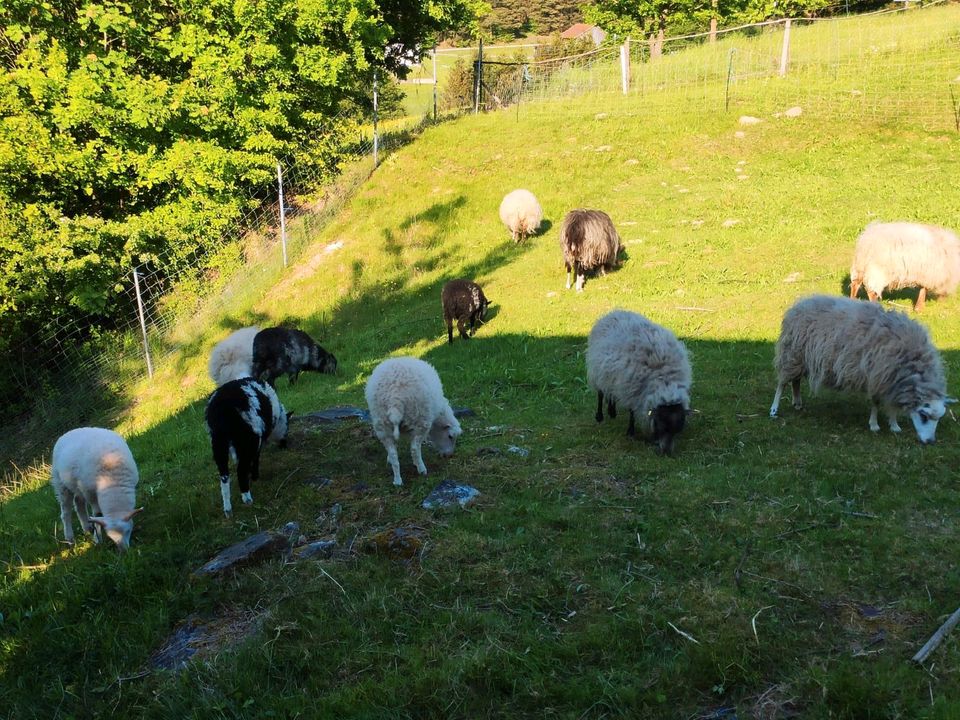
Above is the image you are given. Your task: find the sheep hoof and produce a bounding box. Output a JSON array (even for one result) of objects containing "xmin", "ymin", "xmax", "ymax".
[
  {"xmin": 393, "ymin": 478, "xmax": 403, "ymax": 487},
  {"xmin": 769, "ymin": 409, "xmax": 778, "ymax": 418},
  {"xmin": 223, "ymin": 510, "xmax": 233, "ymax": 519},
  {"xmin": 869, "ymin": 424, "xmax": 880, "ymax": 433},
  {"xmin": 890, "ymin": 424, "xmax": 902, "ymax": 433},
  {"xmin": 241, "ymin": 492, "xmax": 253, "ymax": 505},
  {"xmin": 792, "ymin": 402, "xmax": 802, "ymax": 410},
  {"xmin": 417, "ymin": 466, "xmax": 428, "ymax": 476}
]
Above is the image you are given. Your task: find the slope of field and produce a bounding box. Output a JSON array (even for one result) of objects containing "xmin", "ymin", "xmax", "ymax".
[{"xmin": 3, "ymin": 10, "xmax": 960, "ymax": 719}]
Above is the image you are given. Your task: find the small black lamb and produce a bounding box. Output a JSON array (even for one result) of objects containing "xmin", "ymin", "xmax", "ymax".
[
  {"xmin": 251, "ymin": 327, "xmax": 337, "ymax": 387},
  {"xmin": 441, "ymin": 279, "xmax": 491, "ymax": 344},
  {"xmin": 205, "ymin": 377, "xmax": 289, "ymax": 517}
]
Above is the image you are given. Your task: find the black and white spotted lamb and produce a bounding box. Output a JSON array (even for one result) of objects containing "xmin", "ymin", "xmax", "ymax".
[
  {"xmin": 586, "ymin": 310, "xmax": 692, "ymax": 456},
  {"xmin": 252, "ymin": 327, "xmax": 337, "ymax": 388},
  {"xmin": 441, "ymin": 279, "xmax": 491, "ymax": 344},
  {"xmin": 205, "ymin": 377, "xmax": 289, "ymax": 517}
]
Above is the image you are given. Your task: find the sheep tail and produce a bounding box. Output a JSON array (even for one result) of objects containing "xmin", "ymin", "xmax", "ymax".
[{"xmin": 387, "ymin": 407, "xmax": 403, "ymax": 440}]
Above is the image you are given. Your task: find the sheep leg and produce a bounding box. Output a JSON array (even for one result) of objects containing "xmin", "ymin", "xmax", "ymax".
[
  {"xmin": 235, "ymin": 443, "xmax": 256, "ymax": 506},
  {"xmin": 565, "ymin": 262, "xmax": 573, "ymax": 290},
  {"xmin": 915, "ymin": 287, "xmax": 927, "ymax": 312},
  {"xmin": 607, "ymin": 397, "xmax": 617, "ymax": 419},
  {"xmin": 74, "ymin": 494, "xmax": 94, "ymax": 536},
  {"xmin": 791, "ymin": 379, "xmax": 802, "ymax": 409},
  {"xmin": 869, "ymin": 405, "xmax": 881, "ymax": 432},
  {"xmin": 867, "ymin": 290, "xmax": 879, "ymax": 302},
  {"xmin": 769, "ymin": 382, "xmax": 784, "ymax": 417},
  {"xmin": 56, "ymin": 486, "xmax": 76, "ymax": 545},
  {"xmin": 575, "ymin": 264, "xmax": 585, "ymax": 292},
  {"xmin": 596, "ymin": 391, "xmax": 604, "ymax": 422},
  {"xmin": 886, "ymin": 408, "xmax": 902, "ymax": 433},
  {"xmin": 457, "ymin": 317, "xmax": 470, "ymax": 341},
  {"xmin": 288, "ymin": 370, "xmax": 300, "ymax": 385},
  {"xmin": 849, "ymin": 279, "xmax": 861, "ymax": 299},
  {"xmin": 379, "ymin": 433, "xmax": 403, "ymax": 486},
  {"xmin": 445, "ymin": 316, "xmax": 454, "ymax": 344},
  {"xmin": 411, "ymin": 436, "xmax": 428, "ymax": 476},
  {"xmin": 627, "ymin": 410, "xmax": 636, "ymax": 437}
]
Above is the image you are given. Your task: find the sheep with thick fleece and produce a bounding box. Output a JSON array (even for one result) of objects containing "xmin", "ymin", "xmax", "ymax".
[
  {"xmin": 499, "ymin": 189, "xmax": 543, "ymax": 243},
  {"xmin": 560, "ymin": 209, "xmax": 622, "ymax": 292},
  {"xmin": 587, "ymin": 310, "xmax": 692, "ymax": 456},
  {"xmin": 208, "ymin": 326, "xmax": 260, "ymax": 386},
  {"xmin": 365, "ymin": 357, "xmax": 462, "ymax": 486},
  {"xmin": 770, "ymin": 295, "xmax": 953, "ymax": 443},
  {"xmin": 849, "ymin": 222, "xmax": 960, "ymax": 311},
  {"xmin": 441, "ymin": 279, "xmax": 491, "ymax": 343},
  {"xmin": 51, "ymin": 427, "xmax": 142, "ymax": 550}
]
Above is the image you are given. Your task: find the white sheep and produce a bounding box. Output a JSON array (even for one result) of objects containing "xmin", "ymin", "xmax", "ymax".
[
  {"xmin": 208, "ymin": 326, "xmax": 260, "ymax": 386},
  {"xmin": 364, "ymin": 357, "xmax": 462, "ymax": 486},
  {"xmin": 849, "ymin": 222, "xmax": 960, "ymax": 311},
  {"xmin": 50, "ymin": 427, "xmax": 142, "ymax": 550},
  {"xmin": 770, "ymin": 294, "xmax": 953, "ymax": 443},
  {"xmin": 560, "ymin": 209, "xmax": 622, "ymax": 292},
  {"xmin": 499, "ymin": 189, "xmax": 543, "ymax": 243},
  {"xmin": 587, "ymin": 310, "xmax": 692, "ymax": 455}
]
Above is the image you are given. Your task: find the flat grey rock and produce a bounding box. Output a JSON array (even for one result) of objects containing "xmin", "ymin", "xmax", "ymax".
[
  {"xmin": 294, "ymin": 540, "xmax": 337, "ymax": 560},
  {"xmin": 194, "ymin": 531, "xmax": 290, "ymax": 576},
  {"xmin": 422, "ymin": 480, "xmax": 480, "ymax": 509}
]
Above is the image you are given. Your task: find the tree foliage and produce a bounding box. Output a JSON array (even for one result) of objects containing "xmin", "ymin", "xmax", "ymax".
[{"xmin": 0, "ymin": 0, "xmax": 485, "ymax": 366}]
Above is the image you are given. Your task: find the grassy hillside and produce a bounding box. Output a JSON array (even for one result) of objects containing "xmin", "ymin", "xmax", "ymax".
[{"xmin": 3, "ymin": 8, "xmax": 960, "ymax": 719}]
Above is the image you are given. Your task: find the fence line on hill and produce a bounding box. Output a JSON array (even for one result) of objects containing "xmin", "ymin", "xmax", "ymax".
[{"xmin": 2, "ymin": 1, "xmax": 959, "ymax": 482}]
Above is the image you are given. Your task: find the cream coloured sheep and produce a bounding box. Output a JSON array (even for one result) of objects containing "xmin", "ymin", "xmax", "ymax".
[
  {"xmin": 364, "ymin": 357, "xmax": 462, "ymax": 486},
  {"xmin": 51, "ymin": 427, "xmax": 142, "ymax": 550},
  {"xmin": 849, "ymin": 222, "xmax": 960, "ymax": 311},
  {"xmin": 587, "ymin": 310, "xmax": 692, "ymax": 456},
  {"xmin": 499, "ymin": 189, "xmax": 543, "ymax": 243},
  {"xmin": 770, "ymin": 295, "xmax": 953, "ymax": 443},
  {"xmin": 208, "ymin": 326, "xmax": 260, "ymax": 386}
]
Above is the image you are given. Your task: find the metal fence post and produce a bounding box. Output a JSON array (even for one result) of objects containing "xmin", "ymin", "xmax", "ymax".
[
  {"xmin": 620, "ymin": 39, "xmax": 631, "ymax": 95},
  {"xmin": 474, "ymin": 38, "xmax": 483, "ymax": 114},
  {"xmin": 373, "ymin": 70, "xmax": 379, "ymax": 167},
  {"xmin": 132, "ymin": 267, "xmax": 154, "ymax": 379},
  {"xmin": 277, "ymin": 163, "xmax": 288, "ymax": 267},
  {"xmin": 779, "ymin": 19, "xmax": 792, "ymax": 77},
  {"xmin": 432, "ymin": 47, "xmax": 438, "ymax": 121}
]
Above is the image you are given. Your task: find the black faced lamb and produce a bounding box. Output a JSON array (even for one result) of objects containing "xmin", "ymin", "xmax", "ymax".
[
  {"xmin": 364, "ymin": 357, "xmax": 462, "ymax": 486},
  {"xmin": 560, "ymin": 209, "xmax": 622, "ymax": 292},
  {"xmin": 587, "ymin": 310, "xmax": 692, "ymax": 456},
  {"xmin": 499, "ymin": 189, "xmax": 543, "ymax": 243},
  {"xmin": 252, "ymin": 327, "xmax": 337, "ymax": 388},
  {"xmin": 51, "ymin": 427, "xmax": 143, "ymax": 550},
  {"xmin": 205, "ymin": 377, "xmax": 289, "ymax": 517},
  {"xmin": 849, "ymin": 221, "xmax": 960, "ymax": 311},
  {"xmin": 441, "ymin": 279, "xmax": 491, "ymax": 344},
  {"xmin": 770, "ymin": 294, "xmax": 954, "ymax": 443}
]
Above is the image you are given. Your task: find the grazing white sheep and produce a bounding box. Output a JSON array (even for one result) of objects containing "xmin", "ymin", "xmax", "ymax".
[
  {"xmin": 849, "ymin": 222, "xmax": 960, "ymax": 311},
  {"xmin": 208, "ymin": 326, "xmax": 260, "ymax": 386},
  {"xmin": 51, "ymin": 427, "xmax": 142, "ymax": 550},
  {"xmin": 587, "ymin": 310, "xmax": 692, "ymax": 456},
  {"xmin": 364, "ymin": 357, "xmax": 462, "ymax": 486},
  {"xmin": 560, "ymin": 209, "xmax": 622, "ymax": 292},
  {"xmin": 770, "ymin": 295, "xmax": 953, "ymax": 443},
  {"xmin": 499, "ymin": 189, "xmax": 543, "ymax": 243}
]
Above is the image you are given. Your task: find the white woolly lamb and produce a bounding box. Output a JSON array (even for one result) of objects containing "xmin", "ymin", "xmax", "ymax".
[
  {"xmin": 208, "ymin": 326, "xmax": 260, "ymax": 386},
  {"xmin": 587, "ymin": 310, "xmax": 692, "ymax": 455},
  {"xmin": 770, "ymin": 294, "xmax": 954, "ymax": 443},
  {"xmin": 499, "ymin": 189, "xmax": 543, "ymax": 243},
  {"xmin": 849, "ymin": 222, "xmax": 960, "ymax": 311},
  {"xmin": 51, "ymin": 427, "xmax": 142, "ymax": 550},
  {"xmin": 365, "ymin": 357, "xmax": 462, "ymax": 486}
]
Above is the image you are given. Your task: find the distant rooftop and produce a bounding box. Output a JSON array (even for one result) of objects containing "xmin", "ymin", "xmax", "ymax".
[{"xmin": 560, "ymin": 23, "xmax": 594, "ymax": 39}]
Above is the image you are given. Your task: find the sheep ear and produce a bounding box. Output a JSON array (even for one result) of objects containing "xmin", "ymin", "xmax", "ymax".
[
  {"xmin": 122, "ymin": 507, "xmax": 144, "ymax": 521},
  {"xmin": 945, "ymin": 397, "xmax": 958, "ymax": 405}
]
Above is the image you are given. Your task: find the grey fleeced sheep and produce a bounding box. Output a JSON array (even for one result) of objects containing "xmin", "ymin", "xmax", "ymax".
[
  {"xmin": 51, "ymin": 427, "xmax": 142, "ymax": 550},
  {"xmin": 208, "ymin": 326, "xmax": 260, "ymax": 386},
  {"xmin": 441, "ymin": 279, "xmax": 491, "ymax": 343},
  {"xmin": 252, "ymin": 327, "xmax": 337, "ymax": 387},
  {"xmin": 770, "ymin": 294, "xmax": 953, "ymax": 443},
  {"xmin": 850, "ymin": 221, "xmax": 960, "ymax": 311},
  {"xmin": 560, "ymin": 209, "xmax": 622, "ymax": 292},
  {"xmin": 587, "ymin": 310, "xmax": 692, "ymax": 456},
  {"xmin": 499, "ymin": 189, "xmax": 543, "ymax": 243},
  {"xmin": 364, "ymin": 357, "xmax": 462, "ymax": 486}
]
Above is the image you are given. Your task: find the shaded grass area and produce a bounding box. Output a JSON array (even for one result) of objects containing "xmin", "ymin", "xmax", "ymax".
[{"xmin": 4, "ymin": 40, "xmax": 960, "ymax": 720}]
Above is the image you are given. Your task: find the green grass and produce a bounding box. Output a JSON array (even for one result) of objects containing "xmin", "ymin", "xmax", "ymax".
[{"xmin": 4, "ymin": 7, "xmax": 960, "ymax": 719}]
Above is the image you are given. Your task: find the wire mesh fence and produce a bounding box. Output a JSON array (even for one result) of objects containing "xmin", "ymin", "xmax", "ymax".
[{"xmin": 2, "ymin": 1, "xmax": 959, "ymax": 483}]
